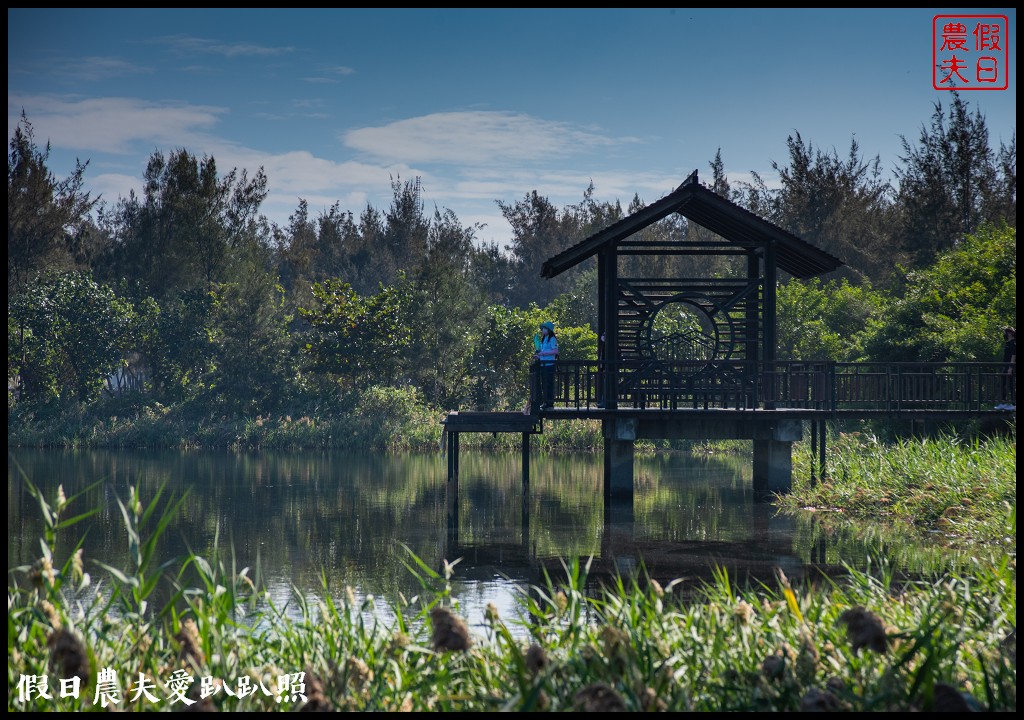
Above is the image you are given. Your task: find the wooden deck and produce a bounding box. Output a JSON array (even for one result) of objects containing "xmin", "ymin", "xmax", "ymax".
[
  {"xmin": 440, "ymin": 360, "xmax": 1014, "ymax": 501},
  {"xmin": 442, "ymin": 410, "xmax": 543, "ymax": 434}
]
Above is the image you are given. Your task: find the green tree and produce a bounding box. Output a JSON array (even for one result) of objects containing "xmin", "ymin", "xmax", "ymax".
[
  {"xmin": 97, "ymin": 149, "xmax": 269, "ymax": 301},
  {"xmin": 739, "ymin": 134, "xmax": 898, "ymax": 286},
  {"xmin": 895, "ymin": 91, "xmax": 1008, "ymax": 268},
  {"xmin": 145, "ymin": 289, "xmax": 216, "ymax": 403},
  {"xmin": 298, "ymin": 278, "xmax": 413, "ymax": 392},
  {"xmin": 298, "ymin": 279, "xmax": 366, "ymax": 385},
  {"xmin": 993, "ymin": 132, "xmax": 1016, "ymax": 227},
  {"xmin": 467, "ymin": 240, "xmax": 518, "ymax": 306},
  {"xmin": 275, "ymin": 200, "xmax": 363, "ymax": 320},
  {"xmin": 545, "ymin": 267, "xmax": 598, "ymax": 331},
  {"xmin": 348, "ymin": 205, "xmax": 387, "ymax": 295},
  {"xmin": 776, "ymin": 278, "xmax": 885, "ymax": 361},
  {"xmin": 206, "ymin": 266, "xmax": 292, "ymax": 415},
  {"xmin": 9, "ymin": 272, "xmax": 144, "ymax": 403},
  {"xmin": 466, "ymin": 305, "xmax": 537, "ymax": 410},
  {"xmin": 499, "ymin": 190, "xmax": 574, "ymax": 307},
  {"xmin": 7, "ymin": 112, "xmax": 98, "ymax": 297},
  {"xmin": 275, "ymin": 198, "xmax": 319, "ymax": 307},
  {"xmin": 406, "ymin": 209, "xmax": 486, "ymax": 408},
  {"xmin": 861, "ymin": 222, "xmax": 1016, "ymax": 362},
  {"xmin": 382, "ymin": 175, "xmax": 430, "ymax": 284}
]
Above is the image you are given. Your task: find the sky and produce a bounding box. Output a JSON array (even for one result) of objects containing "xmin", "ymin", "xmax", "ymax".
[{"xmin": 7, "ymin": 8, "xmax": 1017, "ymax": 250}]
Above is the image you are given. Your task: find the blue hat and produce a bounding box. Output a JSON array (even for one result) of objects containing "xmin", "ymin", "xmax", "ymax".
[{"xmin": 540, "ymin": 321, "xmax": 555, "ymax": 332}]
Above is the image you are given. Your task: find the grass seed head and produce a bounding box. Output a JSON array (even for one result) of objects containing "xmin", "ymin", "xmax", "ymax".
[
  {"xmin": 574, "ymin": 682, "xmax": 627, "ymax": 712},
  {"xmin": 838, "ymin": 606, "xmax": 888, "ymax": 655},
  {"xmin": 47, "ymin": 628, "xmax": 90, "ymax": 686},
  {"xmin": 430, "ymin": 606, "xmax": 473, "ymax": 652}
]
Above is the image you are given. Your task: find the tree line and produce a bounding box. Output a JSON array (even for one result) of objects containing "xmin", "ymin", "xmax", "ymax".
[{"xmin": 6, "ymin": 93, "xmax": 1016, "ymax": 421}]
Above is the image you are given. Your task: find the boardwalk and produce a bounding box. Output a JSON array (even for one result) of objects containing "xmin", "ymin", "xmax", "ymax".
[
  {"xmin": 535, "ymin": 359, "xmax": 1015, "ymax": 418},
  {"xmin": 442, "ymin": 359, "xmax": 1015, "ymax": 502}
]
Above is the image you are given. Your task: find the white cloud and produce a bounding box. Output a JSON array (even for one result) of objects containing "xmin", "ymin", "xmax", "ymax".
[
  {"xmin": 52, "ymin": 56, "xmax": 152, "ymax": 82},
  {"xmin": 88, "ymin": 172, "xmax": 142, "ymax": 205},
  {"xmin": 154, "ymin": 35, "xmax": 295, "ymax": 58},
  {"xmin": 215, "ymin": 147, "xmax": 417, "ymax": 196},
  {"xmin": 8, "ymin": 94, "xmax": 224, "ymax": 154},
  {"xmin": 343, "ymin": 110, "xmax": 631, "ymax": 165},
  {"xmin": 7, "ymin": 94, "xmax": 711, "ymax": 248}
]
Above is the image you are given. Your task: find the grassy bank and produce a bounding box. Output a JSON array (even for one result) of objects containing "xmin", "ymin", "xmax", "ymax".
[
  {"xmin": 786, "ymin": 430, "xmax": 1017, "ymax": 546},
  {"xmin": 8, "ymin": 387, "xmax": 610, "ymax": 452}
]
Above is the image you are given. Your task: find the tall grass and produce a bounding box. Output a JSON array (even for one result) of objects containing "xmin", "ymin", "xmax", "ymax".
[
  {"xmin": 8, "ymin": 482, "xmax": 1016, "ymax": 712},
  {"xmin": 787, "ymin": 430, "xmax": 1016, "ymax": 545}
]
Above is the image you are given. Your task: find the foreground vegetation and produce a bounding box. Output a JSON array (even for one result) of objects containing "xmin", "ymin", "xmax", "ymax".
[
  {"xmin": 8, "ymin": 486, "xmax": 1016, "ymax": 712},
  {"xmin": 9, "ymin": 427, "xmax": 1017, "ymax": 712}
]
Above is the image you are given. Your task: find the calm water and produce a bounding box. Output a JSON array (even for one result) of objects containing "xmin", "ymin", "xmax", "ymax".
[{"xmin": 8, "ymin": 447, "xmax": 996, "ymax": 630}]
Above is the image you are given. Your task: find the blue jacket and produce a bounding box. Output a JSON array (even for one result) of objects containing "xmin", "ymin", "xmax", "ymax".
[{"xmin": 537, "ymin": 336, "xmax": 558, "ymax": 366}]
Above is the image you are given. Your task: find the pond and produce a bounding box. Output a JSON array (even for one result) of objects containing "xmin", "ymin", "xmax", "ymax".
[{"xmin": 7, "ymin": 447, "xmax": 999, "ymax": 631}]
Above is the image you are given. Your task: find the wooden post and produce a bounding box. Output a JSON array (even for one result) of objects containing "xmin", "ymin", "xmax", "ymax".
[
  {"xmin": 818, "ymin": 419, "xmax": 827, "ymax": 480},
  {"xmin": 521, "ymin": 433, "xmax": 530, "ymax": 542},
  {"xmin": 447, "ymin": 430, "xmax": 459, "ymax": 544},
  {"xmin": 521, "ymin": 431, "xmax": 530, "ymax": 490},
  {"xmin": 810, "ymin": 420, "xmax": 818, "ymax": 487}
]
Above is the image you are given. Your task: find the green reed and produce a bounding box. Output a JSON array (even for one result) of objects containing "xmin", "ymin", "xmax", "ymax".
[
  {"xmin": 9, "ymin": 479, "xmax": 1015, "ymax": 712},
  {"xmin": 787, "ymin": 430, "xmax": 1016, "ymax": 544}
]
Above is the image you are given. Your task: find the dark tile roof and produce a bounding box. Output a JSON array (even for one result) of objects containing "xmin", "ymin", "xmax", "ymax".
[{"xmin": 541, "ymin": 171, "xmax": 844, "ymax": 279}]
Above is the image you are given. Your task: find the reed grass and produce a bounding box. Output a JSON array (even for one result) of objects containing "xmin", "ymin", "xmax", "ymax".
[
  {"xmin": 787, "ymin": 430, "xmax": 1016, "ymax": 545},
  {"xmin": 8, "ymin": 479, "xmax": 1015, "ymax": 712}
]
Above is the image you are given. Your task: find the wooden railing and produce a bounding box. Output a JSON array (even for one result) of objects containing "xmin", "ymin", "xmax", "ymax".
[{"xmin": 530, "ymin": 360, "xmax": 1013, "ymax": 414}]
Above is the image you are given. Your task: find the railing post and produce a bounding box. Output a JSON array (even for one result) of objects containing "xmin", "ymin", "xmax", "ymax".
[
  {"xmin": 529, "ymin": 361, "xmax": 539, "ymax": 414},
  {"xmin": 829, "ymin": 362, "xmax": 836, "ymax": 417}
]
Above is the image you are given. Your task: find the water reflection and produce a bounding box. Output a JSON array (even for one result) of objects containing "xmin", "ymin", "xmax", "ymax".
[{"xmin": 8, "ymin": 448, "xmax": 1002, "ymax": 629}]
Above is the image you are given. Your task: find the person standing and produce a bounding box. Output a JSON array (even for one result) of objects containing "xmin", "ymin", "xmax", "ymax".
[
  {"xmin": 997, "ymin": 326, "xmax": 1016, "ymax": 410},
  {"xmin": 534, "ymin": 321, "xmax": 558, "ymax": 410}
]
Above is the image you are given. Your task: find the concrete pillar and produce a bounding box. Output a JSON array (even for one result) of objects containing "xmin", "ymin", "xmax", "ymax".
[
  {"xmin": 603, "ymin": 417, "xmax": 636, "ymax": 500},
  {"xmin": 752, "ymin": 439, "xmax": 792, "ymax": 499},
  {"xmin": 604, "ymin": 495, "xmax": 634, "ymax": 531}
]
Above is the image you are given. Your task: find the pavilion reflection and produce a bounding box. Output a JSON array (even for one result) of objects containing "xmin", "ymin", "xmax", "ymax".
[{"xmin": 441, "ymin": 480, "xmax": 839, "ymax": 595}]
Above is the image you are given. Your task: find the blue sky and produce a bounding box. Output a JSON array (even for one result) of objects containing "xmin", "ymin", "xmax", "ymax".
[{"xmin": 7, "ymin": 8, "xmax": 1017, "ymax": 249}]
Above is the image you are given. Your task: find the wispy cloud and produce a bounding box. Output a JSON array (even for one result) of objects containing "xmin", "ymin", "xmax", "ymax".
[
  {"xmin": 52, "ymin": 55, "xmax": 152, "ymax": 82},
  {"xmin": 7, "ymin": 94, "xmax": 699, "ymax": 243},
  {"xmin": 344, "ymin": 111, "xmax": 633, "ymax": 165},
  {"xmin": 221, "ymin": 148, "xmax": 411, "ymax": 195},
  {"xmin": 154, "ymin": 34, "xmax": 294, "ymax": 58},
  {"xmin": 7, "ymin": 94, "xmax": 224, "ymax": 154}
]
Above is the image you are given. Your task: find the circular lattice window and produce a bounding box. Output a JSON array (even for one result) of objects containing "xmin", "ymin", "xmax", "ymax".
[{"xmin": 642, "ymin": 298, "xmax": 723, "ymax": 364}]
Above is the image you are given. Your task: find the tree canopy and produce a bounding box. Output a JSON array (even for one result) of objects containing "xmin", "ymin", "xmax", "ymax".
[{"xmin": 6, "ymin": 93, "xmax": 1016, "ymax": 418}]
